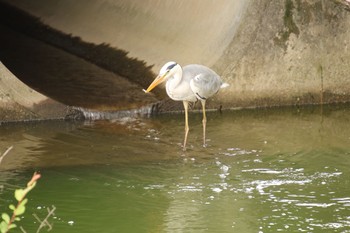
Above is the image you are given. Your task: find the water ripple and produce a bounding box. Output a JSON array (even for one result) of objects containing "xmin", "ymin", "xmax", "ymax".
[{"xmin": 221, "ymin": 147, "xmax": 261, "ymax": 157}]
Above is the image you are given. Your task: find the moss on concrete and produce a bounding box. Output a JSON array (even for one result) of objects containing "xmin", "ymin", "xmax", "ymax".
[{"xmin": 274, "ymin": 0, "xmax": 300, "ymax": 49}]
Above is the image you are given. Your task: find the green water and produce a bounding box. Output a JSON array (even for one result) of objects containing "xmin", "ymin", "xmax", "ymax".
[{"xmin": 1, "ymin": 105, "xmax": 350, "ymax": 232}]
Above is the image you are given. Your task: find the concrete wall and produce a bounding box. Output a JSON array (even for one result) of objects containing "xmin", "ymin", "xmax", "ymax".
[
  {"xmin": 0, "ymin": 62, "xmax": 69, "ymax": 122},
  {"xmin": 6, "ymin": 0, "xmax": 249, "ymax": 68},
  {"xmin": 0, "ymin": 0, "xmax": 349, "ymax": 121},
  {"xmin": 215, "ymin": 0, "xmax": 350, "ymax": 108}
]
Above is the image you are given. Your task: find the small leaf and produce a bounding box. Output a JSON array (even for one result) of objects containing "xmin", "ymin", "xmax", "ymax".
[
  {"xmin": 1, "ymin": 213, "xmax": 10, "ymax": 224},
  {"xmin": 17, "ymin": 199, "xmax": 28, "ymax": 212},
  {"xmin": 21, "ymin": 198, "xmax": 28, "ymax": 206},
  {"xmin": 14, "ymin": 205, "xmax": 26, "ymax": 216},
  {"xmin": 14, "ymin": 189, "xmax": 25, "ymax": 201},
  {"xmin": 0, "ymin": 221, "xmax": 8, "ymax": 233},
  {"xmin": 9, "ymin": 204, "xmax": 15, "ymax": 211},
  {"xmin": 8, "ymin": 223, "xmax": 16, "ymax": 230},
  {"xmin": 14, "ymin": 217, "xmax": 21, "ymax": 222}
]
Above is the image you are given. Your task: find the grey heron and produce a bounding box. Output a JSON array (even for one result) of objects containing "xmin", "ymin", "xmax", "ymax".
[{"xmin": 144, "ymin": 61, "xmax": 228, "ymax": 151}]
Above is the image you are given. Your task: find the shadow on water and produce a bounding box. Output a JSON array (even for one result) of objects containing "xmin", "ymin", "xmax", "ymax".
[{"xmin": 1, "ymin": 105, "xmax": 350, "ymax": 232}]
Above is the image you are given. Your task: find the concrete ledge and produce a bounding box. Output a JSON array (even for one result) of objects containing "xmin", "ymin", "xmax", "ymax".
[{"xmin": 0, "ymin": 62, "xmax": 71, "ymax": 122}]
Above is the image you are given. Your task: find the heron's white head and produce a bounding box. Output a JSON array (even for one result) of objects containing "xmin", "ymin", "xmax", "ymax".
[{"xmin": 144, "ymin": 61, "xmax": 181, "ymax": 93}]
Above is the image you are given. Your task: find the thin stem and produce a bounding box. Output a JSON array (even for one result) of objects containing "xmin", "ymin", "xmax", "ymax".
[{"xmin": 0, "ymin": 146, "xmax": 13, "ymax": 165}]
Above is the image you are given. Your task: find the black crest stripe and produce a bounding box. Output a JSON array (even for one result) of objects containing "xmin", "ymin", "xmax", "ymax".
[{"xmin": 167, "ymin": 63, "xmax": 177, "ymax": 70}]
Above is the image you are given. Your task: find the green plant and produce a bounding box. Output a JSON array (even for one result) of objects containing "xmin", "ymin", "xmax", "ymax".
[{"xmin": 0, "ymin": 172, "xmax": 41, "ymax": 233}]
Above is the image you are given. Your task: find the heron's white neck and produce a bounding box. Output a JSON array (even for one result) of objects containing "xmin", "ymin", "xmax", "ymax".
[{"xmin": 166, "ymin": 64, "xmax": 183, "ymax": 90}]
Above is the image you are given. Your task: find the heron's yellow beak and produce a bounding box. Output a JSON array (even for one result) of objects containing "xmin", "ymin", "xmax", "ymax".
[{"xmin": 144, "ymin": 74, "xmax": 167, "ymax": 93}]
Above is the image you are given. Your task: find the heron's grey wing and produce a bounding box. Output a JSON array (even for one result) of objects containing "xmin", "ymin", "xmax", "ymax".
[{"xmin": 190, "ymin": 73, "xmax": 222, "ymax": 100}]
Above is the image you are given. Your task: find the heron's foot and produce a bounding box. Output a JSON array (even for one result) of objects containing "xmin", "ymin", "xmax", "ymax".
[
  {"xmin": 202, "ymin": 138, "xmax": 210, "ymax": 148},
  {"xmin": 182, "ymin": 144, "xmax": 195, "ymax": 151}
]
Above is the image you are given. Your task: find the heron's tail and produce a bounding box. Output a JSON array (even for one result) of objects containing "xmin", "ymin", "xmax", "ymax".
[{"xmin": 220, "ymin": 82, "xmax": 229, "ymax": 89}]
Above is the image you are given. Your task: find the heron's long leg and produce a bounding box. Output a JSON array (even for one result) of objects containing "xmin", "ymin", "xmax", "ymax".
[
  {"xmin": 201, "ymin": 99, "xmax": 207, "ymax": 147},
  {"xmin": 183, "ymin": 101, "xmax": 190, "ymax": 151}
]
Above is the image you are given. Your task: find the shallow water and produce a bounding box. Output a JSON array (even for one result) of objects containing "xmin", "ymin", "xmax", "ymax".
[{"xmin": 1, "ymin": 105, "xmax": 350, "ymax": 232}]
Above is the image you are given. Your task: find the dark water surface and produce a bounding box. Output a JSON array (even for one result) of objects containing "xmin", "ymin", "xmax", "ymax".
[{"xmin": 1, "ymin": 105, "xmax": 350, "ymax": 232}]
